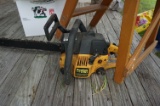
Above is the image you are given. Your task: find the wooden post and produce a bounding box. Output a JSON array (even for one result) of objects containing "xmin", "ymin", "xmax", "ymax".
[
  {"xmin": 125, "ymin": 8, "xmax": 160, "ymax": 75},
  {"xmin": 89, "ymin": 0, "xmax": 112, "ymax": 27},
  {"xmin": 145, "ymin": 0, "xmax": 160, "ymax": 49},
  {"xmin": 55, "ymin": 0, "xmax": 78, "ymax": 39},
  {"xmin": 114, "ymin": 0, "xmax": 140, "ymax": 84}
]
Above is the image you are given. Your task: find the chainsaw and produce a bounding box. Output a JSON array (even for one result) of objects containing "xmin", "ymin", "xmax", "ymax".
[
  {"xmin": 0, "ymin": 14, "xmax": 118, "ymax": 85},
  {"xmin": 44, "ymin": 14, "xmax": 118, "ymax": 85}
]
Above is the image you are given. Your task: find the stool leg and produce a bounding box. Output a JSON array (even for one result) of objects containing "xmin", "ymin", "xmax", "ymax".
[
  {"xmin": 55, "ymin": 0, "xmax": 78, "ymax": 39},
  {"xmin": 114, "ymin": 0, "xmax": 140, "ymax": 84},
  {"xmin": 89, "ymin": 0, "xmax": 112, "ymax": 27},
  {"xmin": 145, "ymin": 0, "xmax": 160, "ymax": 49}
]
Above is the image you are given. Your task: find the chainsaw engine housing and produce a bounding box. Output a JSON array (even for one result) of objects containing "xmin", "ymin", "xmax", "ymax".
[{"xmin": 59, "ymin": 32, "xmax": 116, "ymax": 78}]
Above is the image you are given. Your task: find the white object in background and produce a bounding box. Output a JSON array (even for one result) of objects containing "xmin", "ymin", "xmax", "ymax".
[
  {"xmin": 79, "ymin": 0, "xmax": 91, "ymax": 3},
  {"xmin": 109, "ymin": 0, "xmax": 124, "ymax": 12},
  {"xmin": 16, "ymin": 0, "xmax": 66, "ymax": 37}
]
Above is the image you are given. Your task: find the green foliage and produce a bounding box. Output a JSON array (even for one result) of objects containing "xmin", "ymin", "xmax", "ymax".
[
  {"xmin": 122, "ymin": 0, "xmax": 156, "ymax": 13},
  {"xmin": 155, "ymin": 52, "xmax": 160, "ymax": 58},
  {"xmin": 138, "ymin": 0, "xmax": 156, "ymax": 13},
  {"xmin": 139, "ymin": 31, "xmax": 146, "ymax": 37}
]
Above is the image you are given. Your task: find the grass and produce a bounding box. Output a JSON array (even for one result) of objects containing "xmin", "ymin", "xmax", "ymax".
[
  {"xmin": 121, "ymin": 0, "xmax": 160, "ymax": 58},
  {"xmin": 138, "ymin": 0, "xmax": 156, "ymax": 13},
  {"xmin": 122, "ymin": 0, "xmax": 156, "ymax": 13},
  {"xmin": 155, "ymin": 52, "xmax": 160, "ymax": 58},
  {"xmin": 137, "ymin": 0, "xmax": 160, "ymax": 58}
]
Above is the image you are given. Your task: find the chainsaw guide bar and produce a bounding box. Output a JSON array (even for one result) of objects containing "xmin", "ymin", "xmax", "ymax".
[{"xmin": 0, "ymin": 38, "xmax": 61, "ymax": 52}]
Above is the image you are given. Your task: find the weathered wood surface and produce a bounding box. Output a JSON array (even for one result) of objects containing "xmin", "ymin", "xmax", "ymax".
[
  {"xmin": 0, "ymin": 1, "xmax": 44, "ymax": 41},
  {"xmin": 0, "ymin": 1, "xmax": 160, "ymax": 106}
]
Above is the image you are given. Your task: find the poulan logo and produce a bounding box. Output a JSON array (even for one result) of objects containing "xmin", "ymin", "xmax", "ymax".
[{"xmin": 76, "ymin": 68, "xmax": 89, "ymax": 74}]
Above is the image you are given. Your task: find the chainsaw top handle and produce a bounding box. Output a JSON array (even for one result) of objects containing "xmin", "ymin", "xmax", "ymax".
[
  {"xmin": 64, "ymin": 19, "xmax": 87, "ymax": 85},
  {"xmin": 44, "ymin": 14, "xmax": 69, "ymax": 41}
]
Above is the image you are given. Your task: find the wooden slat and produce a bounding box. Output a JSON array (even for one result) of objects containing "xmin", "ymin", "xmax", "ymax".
[
  {"xmin": 51, "ymin": 73, "xmax": 74, "ymax": 106},
  {"xmin": 150, "ymin": 53, "xmax": 160, "ymax": 68},
  {"xmin": 89, "ymin": 0, "xmax": 112, "ymax": 27},
  {"xmin": 32, "ymin": 53, "xmax": 60, "ymax": 106},
  {"xmin": 10, "ymin": 53, "xmax": 48, "ymax": 106},
  {"xmin": 72, "ymin": 4, "xmax": 107, "ymax": 17},
  {"xmin": 55, "ymin": 0, "xmax": 78, "ymax": 39},
  {"xmin": 2, "ymin": 21, "xmax": 22, "ymax": 38},
  {"xmin": 102, "ymin": 11, "xmax": 137, "ymax": 106},
  {"xmin": 10, "ymin": 27, "xmax": 24, "ymax": 39},
  {"xmin": 145, "ymin": 0, "xmax": 160, "ymax": 49},
  {"xmin": 90, "ymin": 3, "xmax": 133, "ymax": 105},
  {"xmin": 110, "ymin": 10, "xmax": 160, "ymax": 106},
  {"xmin": 114, "ymin": 0, "xmax": 140, "ymax": 84},
  {"xmin": 0, "ymin": 2, "xmax": 16, "ymax": 19},
  {"xmin": 105, "ymin": 10, "xmax": 153, "ymax": 106},
  {"xmin": 111, "ymin": 9, "xmax": 160, "ymax": 85},
  {"xmin": 111, "ymin": 10, "xmax": 160, "ymax": 69},
  {"xmin": 0, "ymin": 50, "xmax": 37, "ymax": 106},
  {"xmin": 0, "ymin": 48, "xmax": 24, "ymax": 85},
  {"xmin": 91, "ymin": 74, "xmax": 113, "ymax": 106},
  {"xmin": 106, "ymin": 70, "xmax": 134, "ymax": 106},
  {"xmin": 125, "ymin": 8, "xmax": 160, "ymax": 75},
  {"xmin": 127, "ymin": 41, "xmax": 158, "ymax": 75},
  {"xmin": 0, "ymin": 14, "xmax": 18, "ymax": 33}
]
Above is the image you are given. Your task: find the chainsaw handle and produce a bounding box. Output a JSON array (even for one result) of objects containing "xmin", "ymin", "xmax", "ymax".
[
  {"xmin": 44, "ymin": 14, "xmax": 59, "ymax": 41},
  {"xmin": 64, "ymin": 19, "xmax": 87, "ymax": 85},
  {"xmin": 44, "ymin": 14, "xmax": 69, "ymax": 41}
]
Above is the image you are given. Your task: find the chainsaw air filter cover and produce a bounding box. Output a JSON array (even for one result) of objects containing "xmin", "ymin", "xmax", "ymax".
[{"xmin": 62, "ymin": 32, "xmax": 110, "ymax": 55}]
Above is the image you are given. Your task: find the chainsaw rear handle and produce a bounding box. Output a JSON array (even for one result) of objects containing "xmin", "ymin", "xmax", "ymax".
[
  {"xmin": 44, "ymin": 14, "xmax": 69, "ymax": 41},
  {"xmin": 64, "ymin": 19, "xmax": 87, "ymax": 85}
]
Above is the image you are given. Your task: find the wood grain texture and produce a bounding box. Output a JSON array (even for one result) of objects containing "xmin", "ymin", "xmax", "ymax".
[
  {"xmin": 0, "ymin": 50, "xmax": 37, "ymax": 106},
  {"xmin": 100, "ymin": 10, "xmax": 133, "ymax": 106},
  {"xmin": 0, "ymin": 2, "xmax": 16, "ymax": 19},
  {"xmin": 73, "ymin": 4, "xmax": 107, "ymax": 17},
  {"xmin": 0, "ymin": 2, "xmax": 160, "ymax": 106},
  {"xmin": 0, "ymin": 15, "xmax": 19, "ymax": 33},
  {"xmin": 0, "ymin": 48, "xmax": 24, "ymax": 85},
  {"xmin": 32, "ymin": 53, "xmax": 60, "ymax": 106},
  {"xmin": 109, "ymin": 10, "xmax": 160, "ymax": 106},
  {"xmin": 2, "ymin": 20, "xmax": 22, "ymax": 38},
  {"xmin": 10, "ymin": 53, "xmax": 48, "ymax": 106},
  {"xmin": 114, "ymin": 0, "xmax": 140, "ymax": 83}
]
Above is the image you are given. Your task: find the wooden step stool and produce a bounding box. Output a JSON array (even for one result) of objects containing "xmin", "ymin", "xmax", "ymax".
[
  {"xmin": 55, "ymin": 0, "xmax": 113, "ymax": 39},
  {"xmin": 55, "ymin": 0, "xmax": 160, "ymax": 84}
]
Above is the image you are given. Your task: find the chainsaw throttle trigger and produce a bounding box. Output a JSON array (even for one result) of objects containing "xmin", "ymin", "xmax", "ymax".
[{"xmin": 89, "ymin": 54, "xmax": 99, "ymax": 64}]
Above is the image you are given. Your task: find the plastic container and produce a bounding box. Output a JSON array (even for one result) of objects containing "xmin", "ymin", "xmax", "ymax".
[{"xmin": 135, "ymin": 9, "xmax": 154, "ymax": 33}]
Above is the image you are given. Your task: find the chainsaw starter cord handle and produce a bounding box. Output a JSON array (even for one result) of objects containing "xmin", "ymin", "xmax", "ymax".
[
  {"xmin": 64, "ymin": 19, "xmax": 87, "ymax": 85},
  {"xmin": 44, "ymin": 14, "xmax": 69, "ymax": 41}
]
